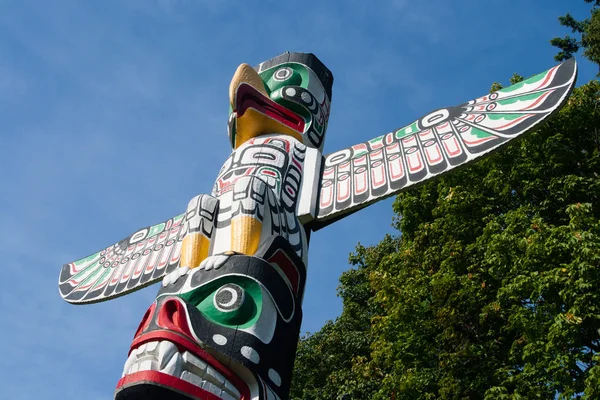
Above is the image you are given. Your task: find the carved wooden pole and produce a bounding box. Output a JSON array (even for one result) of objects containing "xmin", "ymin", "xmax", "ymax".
[{"xmin": 59, "ymin": 53, "xmax": 577, "ymax": 399}]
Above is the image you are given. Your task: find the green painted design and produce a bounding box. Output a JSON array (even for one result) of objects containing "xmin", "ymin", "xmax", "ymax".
[
  {"xmin": 90, "ymin": 267, "xmax": 113, "ymax": 290},
  {"xmin": 73, "ymin": 252, "xmax": 100, "ymax": 267},
  {"xmin": 498, "ymin": 70, "xmax": 547, "ymax": 93},
  {"xmin": 352, "ymin": 148, "xmax": 368, "ymax": 157},
  {"xmin": 487, "ymin": 113, "xmax": 525, "ymax": 121},
  {"xmin": 78, "ymin": 263, "xmax": 103, "ymax": 287},
  {"xmin": 395, "ymin": 122, "xmax": 418, "ymax": 139},
  {"xmin": 259, "ymin": 64, "xmax": 316, "ymax": 126},
  {"xmin": 179, "ymin": 276, "xmax": 262, "ymax": 329},
  {"xmin": 470, "ymin": 127, "xmax": 494, "ymax": 138},
  {"xmin": 148, "ymin": 222, "xmax": 165, "ymax": 238},
  {"xmin": 258, "ymin": 166, "xmax": 282, "ymax": 192},
  {"xmin": 70, "ymin": 259, "xmax": 100, "ymax": 280},
  {"xmin": 173, "ymin": 214, "xmax": 184, "ymax": 224},
  {"xmin": 497, "ymin": 91, "xmax": 545, "ymax": 106},
  {"xmin": 368, "ymin": 135, "xmax": 384, "ymax": 148},
  {"xmin": 260, "ymin": 63, "xmax": 309, "ymax": 95},
  {"xmin": 268, "ymin": 88, "xmax": 311, "ymax": 123}
]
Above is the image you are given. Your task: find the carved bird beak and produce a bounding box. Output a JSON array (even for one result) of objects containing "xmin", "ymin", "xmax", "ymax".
[{"xmin": 228, "ymin": 63, "xmax": 304, "ymax": 148}]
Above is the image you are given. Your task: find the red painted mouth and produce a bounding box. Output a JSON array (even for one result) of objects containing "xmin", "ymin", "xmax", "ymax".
[
  {"xmin": 234, "ymin": 83, "xmax": 305, "ymax": 133},
  {"xmin": 116, "ymin": 331, "xmax": 251, "ymax": 400}
]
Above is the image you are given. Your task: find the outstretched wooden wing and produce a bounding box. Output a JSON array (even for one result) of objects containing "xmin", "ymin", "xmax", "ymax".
[
  {"xmin": 58, "ymin": 214, "xmax": 185, "ymax": 304},
  {"xmin": 313, "ymin": 58, "xmax": 577, "ymax": 229}
]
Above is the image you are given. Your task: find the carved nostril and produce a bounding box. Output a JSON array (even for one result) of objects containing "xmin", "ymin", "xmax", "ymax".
[
  {"xmin": 156, "ymin": 298, "xmax": 194, "ymax": 338},
  {"xmin": 133, "ymin": 302, "xmax": 156, "ymax": 339}
]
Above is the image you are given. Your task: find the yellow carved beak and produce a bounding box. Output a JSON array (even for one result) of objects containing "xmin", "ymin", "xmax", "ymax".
[
  {"xmin": 228, "ymin": 64, "xmax": 304, "ymax": 148},
  {"xmin": 229, "ymin": 63, "xmax": 269, "ymax": 107}
]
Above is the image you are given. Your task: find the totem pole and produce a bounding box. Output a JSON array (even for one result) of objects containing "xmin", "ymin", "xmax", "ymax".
[{"xmin": 59, "ymin": 53, "xmax": 577, "ymax": 399}]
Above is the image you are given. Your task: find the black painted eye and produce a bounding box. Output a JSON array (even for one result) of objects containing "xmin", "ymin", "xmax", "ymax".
[{"xmin": 213, "ymin": 283, "xmax": 245, "ymax": 312}]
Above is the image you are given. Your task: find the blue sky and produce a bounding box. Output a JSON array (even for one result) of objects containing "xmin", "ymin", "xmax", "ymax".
[{"xmin": 0, "ymin": 1, "xmax": 597, "ymax": 398}]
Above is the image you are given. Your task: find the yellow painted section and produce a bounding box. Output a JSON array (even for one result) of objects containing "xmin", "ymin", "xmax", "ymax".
[
  {"xmin": 235, "ymin": 108, "xmax": 303, "ymax": 148},
  {"xmin": 180, "ymin": 233, "xmax": 210, "ymax": 269},
  {"xmin": 229, "ymin": 63, "xmax": 268, "ymax": 102},
  {"xmin": 230, "ymin": 216, "xmax": 262, "ymax": 255}
]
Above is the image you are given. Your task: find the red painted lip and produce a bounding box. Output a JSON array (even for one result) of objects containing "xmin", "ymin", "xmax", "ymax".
[
  {"xmin": 235, "ymin": 83, "xmax": 305, "ymax": 133},
  {"xmin": 116, "ymin": 371, "xmax": 223, "ymax": 400},
  {"xmin": 117, "ymin": 330, "xmax": 250, "ymax": 400}
]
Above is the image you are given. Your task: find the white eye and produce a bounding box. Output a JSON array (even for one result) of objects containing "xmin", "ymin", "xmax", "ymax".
[{"xmin": 273, "ymin": 67, "xmax": 293, "ymax": 81}]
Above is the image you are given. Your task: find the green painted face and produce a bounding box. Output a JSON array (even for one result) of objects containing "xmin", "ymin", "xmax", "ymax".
[
  {"xmin": 256, "ymin": 62, "xmax": 331, "ymax": 150},
  {"xmin": 260, "ymin": 63, "xmax": 326, "ymax": 120},
  {"xmin": 179, "ymin": 276, "xmax": 262, "ymax": 329}
]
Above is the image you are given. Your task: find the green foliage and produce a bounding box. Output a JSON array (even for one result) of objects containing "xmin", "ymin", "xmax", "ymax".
[
  {"xmin": 378, "ymin": 80, "xmax": 600, "ymax": 399},
  {"xmin": 291, "ymin": 6, "xmax": 600, "ymax": 397},
  {"xmin": 290, "ymin": 235, "xmax": 397, "ymax": 399},
  {"xmin": 551, "ymin": 1, "xmax": 600, "ymax": 74},
  {"xmin": 292, "ymin": 83, "xmax": 600, "ymax": 399}
]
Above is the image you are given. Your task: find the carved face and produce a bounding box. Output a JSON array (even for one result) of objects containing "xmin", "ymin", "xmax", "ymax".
[
  {"xmin": 228, "ymin": 52, "xmax": 333, "ymax": 151},
  {"xmin": 115, "ymin": 238, "xmax": 306, "ymax": 400}
]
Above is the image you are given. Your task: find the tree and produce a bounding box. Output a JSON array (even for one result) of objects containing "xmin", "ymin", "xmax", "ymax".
[
  {"xmin": 292, "ymin": 5, "xmax": 600, "ymax": 398},
  {"xmin": 364, "ymin": 79, "xmax": 600, "ymax": 399},
  {"xmin": 291, "ymin": 79, "xmax": 600, "ymax": 399},
  {"xmin": 290, "ymin": 236, "xmax": 396, "ymax": 399},
  {"xmin": 551, "ymin": 0, "xmax": 600, "ymax": 73}
]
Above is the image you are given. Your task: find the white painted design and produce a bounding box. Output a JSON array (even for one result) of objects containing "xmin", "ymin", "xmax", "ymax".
[
  {"xmin": 212, "ymin": 334, "xmax": 227, "ymax": 345},
  {"xmin": 241, "ymin": 345, "xmax": 260, "ymax": 364}
]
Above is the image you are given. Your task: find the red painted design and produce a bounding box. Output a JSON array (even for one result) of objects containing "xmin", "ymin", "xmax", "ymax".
[
  {"xmin": 116, "ymin": 371, "xmax": 222, "ymax": 400},
  {"xmin": 235, "ymin": 83, "xmax": 305, "ymax": 134},
  {"xmin": 370, "ymin": 150, "xmax": 386, "ymax": 188},
  {"xmin": 156, "ymin": 298, "xmax": 194, "ymax": 338},
  {"xmin": 494, "ymin": 114, "xmax": 533, "ymax": 130},
  {"xmin": 353, "ymin": 154, "xmax": 368, "ymax": 195},
  {"xmin": 268, "ymin": 250, "xmax": 300, "ymax": 294},
  {"xmin": 424, "ymin": 143, "xmax": 443, "ymax": 164},
  {"xmin": 319, "ymin": 168, "xmax": 334, "ymax": 208},
  {"xmin": 133, "ymin": 303, "xmax": 156, "ymax": 339},
  {"xmin": 385, "ymin": 133, "xmax": 394, "ymax": 145},
  {"xmin": 407, "ymin": 151, "xmax": 423, "ymax": 173},
  {"xmin": 336, "ymin": 162, "xmax": 351, "ymax": 202},
  {"xmin": 535, "ymin": 65, "xmax": 558, "ymax": 90},
  {"xmin": 127, "ymin": 330, "xmax": 250, "ymax": 400},
  {"xmin": 442, "ymin": 136, "xmax": 462, "ymax": 157},
  {"xmin": 522, "ymin": 91, "xmax": 553, "ymax": 110}
]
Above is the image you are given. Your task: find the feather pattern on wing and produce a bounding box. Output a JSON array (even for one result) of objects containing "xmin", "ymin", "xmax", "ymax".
[
  {"xmin": 58, "ymin": 214, "xmax": 186, "ymax": 304},
  {"xmin": 314, "ymin": 58, "xmax": 577, "ymax": 228}
]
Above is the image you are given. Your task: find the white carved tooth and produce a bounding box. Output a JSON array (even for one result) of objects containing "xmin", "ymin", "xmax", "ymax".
[
  {"xmin": 181, "ymin": 371, "xmax": 205, "ymax": 388},
  {"xmin": 205, "ymin": 366, "xmax": 225, "ymax": 386},
  {"xmin": 138, "ymin": 359, "xmax": 155, "ymax": 372},
  {"xmin": 161, "ymin": 352, "xmax": 182, "ymax": 377},
  {"xmin": 224, "ymin": 381, "xmax": 241, "ymax": 398},
  {"xmin": 145, "ymin": 340, "xmax": 159, "ymax": 353},
  {"xmin": 122, "ymin": 352, "xmax": 136, "ymax": 377},
  {"xmin": 138, "ymin": 343, "xmax": 148, "ymax": 354},
  {"xmin": 182, "ymin": 351, "xmax": 207, "ymax": 375},
  {"xmin": 128, "ymin": 348, "xmax": 137, "ymax": 359},
  {"xmin": 129, "ymin": 362, "xmax": 140, "ymax": 374},
  {"xmin": 220, "ymin": 391, "xmax": 236, "ymax": 400},
  {"xmin": 203, "ymin": 381, "xmax": 221, "ymax": 396},
  {"xmin": 158, "ymin": 341, "xmax": 178, "ymax": 369}
]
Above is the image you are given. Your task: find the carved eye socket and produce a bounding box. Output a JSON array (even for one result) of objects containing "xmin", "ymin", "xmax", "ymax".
[
  {"xmin": 181, "ymin": 276, "xmax": 261, "ymax": 328},
  {"xmin": 273, "ymin": 67, "xmax": 293, "ymax": 81},
  {"xmin": 213, "ymin": 284, "xmax": 245, "ymax": 312}
]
